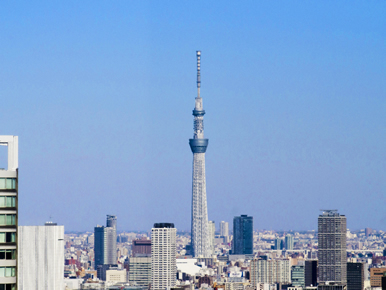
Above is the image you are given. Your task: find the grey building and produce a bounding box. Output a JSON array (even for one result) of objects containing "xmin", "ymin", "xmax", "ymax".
[
  {"xmin": 129, "ymin": 257, "xmax": 151, "ymax": 287},
  {"xmin": 347, "ymin": 262, "xmax": 364, "ymax": 290},
  {"xmin": 318, "ymin": 210, "xmax": 347, "ymax": 285},
  {"xmin": 285, "ymin": 234, "xmax": 294, "ymax": 250},
  {"xmin": 232, "ymin": 215, "xmax": 253, "ymax": 255},
  {"xmin": 292, "ymin": 265, "xmax": 305, "ymax": 288},
  {"xmin": 94, "ymin": 215, "xmax": 117, "ymax": 270}
]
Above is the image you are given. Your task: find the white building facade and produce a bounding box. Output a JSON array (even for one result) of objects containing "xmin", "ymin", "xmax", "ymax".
[
  {"xmin": 0, "ymin": 136, "xmax": 18, "ymax": 290},
  {"xmin": 220, "ymin": 221, "xmax": 229, "ymax": 237},
  {"xmin": 151, "ymin": 223, "xmax": 176, "ymax": 290},
  {"xmin": 251, "ymin": 259, "xmax": 291, "ymax": 286},
  {"xmin": 18, "ymin": 223, "xmax": 64, "ymax": 290}
]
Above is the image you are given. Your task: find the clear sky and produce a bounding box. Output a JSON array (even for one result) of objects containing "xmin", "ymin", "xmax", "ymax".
[{"xmin": 1, "ymin": 1, "xmax": 385, "ymax": 232}]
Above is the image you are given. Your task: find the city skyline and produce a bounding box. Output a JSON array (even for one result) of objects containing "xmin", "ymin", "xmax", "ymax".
[{"xmin": 1, "ymin": 1, "xmax": 385, "ymax": 231}]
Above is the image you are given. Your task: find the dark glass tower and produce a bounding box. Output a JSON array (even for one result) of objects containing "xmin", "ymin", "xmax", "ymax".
[
  {"xmin": 232, "ymin": 215, "xmax": 253, "ymax": 255},
  {"xmin": 347, "ymin": 262, "xmax": 364, "ymax": 290},
  {"xmin": 305, "ymin": 260, "xmax": 318, "ymax": 287}
]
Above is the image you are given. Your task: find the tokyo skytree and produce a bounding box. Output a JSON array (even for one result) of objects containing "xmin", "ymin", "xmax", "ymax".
[{"xmin": 189, "ymin": 51, "xmax": 210, "ymax": 257}]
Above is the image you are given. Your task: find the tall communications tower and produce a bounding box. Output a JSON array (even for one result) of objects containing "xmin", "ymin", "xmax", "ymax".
[{"xmin": 189, "ymin": 51, "xmax": 210, "ymax": 257}]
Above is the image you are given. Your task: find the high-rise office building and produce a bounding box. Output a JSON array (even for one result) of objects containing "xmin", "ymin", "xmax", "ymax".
[
  {"xmin": 94, "ymin": 215, "xmax": 117, "ymax": 269},
  {"xmin": 305, "ymin": 260, "xmax": 318, "ymax": 287},
  {"xmin": 318, "ymin": 210, "xmax": 347, "ymax": 285},
  {"xmin": 232, "ymin": 215, "xmax": 253, "ymax": 255},
  {"xmin": 132, "ymin": 238, "xmax": 151, "ymax": 257},
  {"xmin": 285, "ymin": 234, "xmax": 294, "ymax": 250},
  {"xmin": 129, "ymin": 257, "xmax": 151, "ymax": 287},
  {"xmin": 18, "ymin": 222, "xmax": 64, "ymax": 290},
  {"xmin": 208, "ymin": 221, "xmax": 215, "ymax": 255},
  {"xmin": 0, "ymin": 136, "xmax": 18, "ymax": 290},
  {"xmin": 274, "ymin": 238, "xmax": 284, "ymax": 250},
  {"xmin": 347, "ymin": 262, "xmax": 364, "ymax": 290},
  {"xmin": 292, "ymin": 265, "xmax": 305, "ymax": 288},
  {"xmin": 220, "ymin": 221, "xmax": 229, "ymax": 237},
  {"xmin": 151, "ymin": 223, "xmax": 176, "ymax": 290},
  {"xmin": 107, "ymin": 215, "xmax": 117, "ymax": 229},
  {"xmin": 190, "ymin": 51, "xmax": 211, "ymax": 258}
]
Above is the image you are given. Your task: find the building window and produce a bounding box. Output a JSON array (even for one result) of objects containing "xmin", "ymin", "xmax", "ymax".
[
  {"xmin": 0, "ymin": 284, "xmax": 16, "ymax": 290},
  {"xmin": 0, "ymin": 250, "xmax": 16, "ymax": 260},
  {"xmin": 0, "ymin": 215, "xmax": 16, "ymax": 226},
  {"xmin": 0, "ymin": 197, "xmax": 15, "ymax": 208},
  {"xmin": 0, "ymin": 233, "xmax": 16, "ymax": 243},
  {"xmin": 0, "ymin": 179, "xmax": 16, "ymax": 190},
  {"xmin": 0, "ymin": 267, "xmax": 16, "ymax": 277}
]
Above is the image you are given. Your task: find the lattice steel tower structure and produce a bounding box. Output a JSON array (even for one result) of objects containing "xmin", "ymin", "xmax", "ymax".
[{"xmin": 189, "ymin": 51, "xmax": 210, "ymax": 257}]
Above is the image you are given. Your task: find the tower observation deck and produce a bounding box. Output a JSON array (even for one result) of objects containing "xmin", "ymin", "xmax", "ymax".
[{"xmin": 189, "ymin": 51, "xmax": 210, "ymax": 257}]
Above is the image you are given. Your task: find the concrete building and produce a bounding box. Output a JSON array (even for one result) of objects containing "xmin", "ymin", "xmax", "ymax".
[
  {"xmin": 18, "ymin": 223, "xmax": 64, "ymax": 290},
  {"xmin": 129, "ymin": 257, "xmax": 151, "ymax": 287},
  {"xmin": 106, "ymin": 268, "xmax": 127, "ymax": 283},
  {"xmin": 232, "ymin": 215, "xmax": 253, "ymax": 255},
  {"xmin": 220, "ymin": 221, "xmax": 229, "ymax": 237},
  {"xmin": 370, "ymin": 268, "xmax": 386, "ymax": 287},
  {"xmin": 292, "ymin": 265, "xmax": 305, "ymax": 288},
  {"xmin": 0, "ymin": 136, "xmax": 18, "ymax": 290},
  {"xmin": 285, "ymin": 234, "xmax": 294, "ymax": 250},
  {"xmin": 132, "ymin": 239, "xmax": 151, "ymax": 257},
  {"xmin": 318, "ymin": 210, "xmax": 347, "ymax": 285},
  {"xmin": 190, "ymin": 51, "xmax": 211, "ymax": 258},
  {"xmin": 151, "ymin": 223, "xmax": 176, "ymax": 290},
  {"xmin": 250, "ymin": 259, "xmax": 291, "ymax": 286},
  {"xmin": 94, "ymin": 215, "xmax": 117, "ymax": 269},
  {"xmin": 347, "ymin": 262, "xmax": 364, "ymax": 290}
]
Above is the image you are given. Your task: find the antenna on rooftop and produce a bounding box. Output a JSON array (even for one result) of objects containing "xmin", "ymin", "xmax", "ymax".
[{"xmin": 196, "ymin": 51, "xmax": 201, "ymax": 98}]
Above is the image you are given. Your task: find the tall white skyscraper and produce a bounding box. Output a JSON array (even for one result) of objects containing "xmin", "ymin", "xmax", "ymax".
[
  {"xmin": 0, "ymin": 136, "xmax": 18, "ymax": 290},
  {"xmin": 151, "ymin": 223, "xmax": 176, "ymax": 290},
  {"xmin": 18, "ymin": 222, "xmax": 64, "ymax": 290},
  {"xmin": 220, "ymin": 221, "xmax": 229, "ymax": 237},
  {"xmin": 190, "ymin": 51, "xmax": 210, "ymax": 257}
]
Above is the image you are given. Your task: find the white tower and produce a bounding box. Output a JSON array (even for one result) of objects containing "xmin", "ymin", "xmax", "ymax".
[
  {"xmin": 0, "ymin": 136, "xmax": 18, "ymax": 290},
  {"xmin": 151, "ymin": 223, "xmax": 176, "ymax": 290},
  {"xmin": 220, "ymin": 221, "xmax": 229, "ymax": 237},
  {"xmin": 189, "ymin": 51, "xmax": 210, "ymax": 257}
]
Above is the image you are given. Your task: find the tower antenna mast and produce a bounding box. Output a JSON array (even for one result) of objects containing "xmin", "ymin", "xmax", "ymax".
[{"xmin": 197, "ymin": 51, "xmax": 201, "ymax": 98}]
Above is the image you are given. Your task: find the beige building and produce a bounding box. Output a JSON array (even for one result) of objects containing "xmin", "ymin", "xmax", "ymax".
[
  {"xmin": 370, "ymin": 268, "xmax": 386, "ymax": 287},
  {"xmin": 106, "ymin": 269, "xmax": 127, "ymax": 283}
]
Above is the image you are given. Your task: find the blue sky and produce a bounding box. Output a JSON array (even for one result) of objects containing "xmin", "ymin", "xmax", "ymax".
[{"xmin": 1, "ymin": 1, "xmax": 385, "ymax": 231}]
